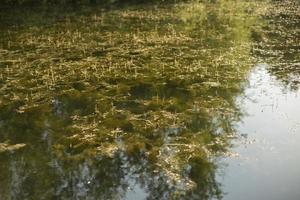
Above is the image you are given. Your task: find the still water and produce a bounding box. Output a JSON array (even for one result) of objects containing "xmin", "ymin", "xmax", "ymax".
[
  {"xmin": 219, "ymin": 64, "xmax": 300, "ymax": 200},
  {"xmin": 0, "ymin": 0, "xmax": 299, "ymax": 199}
]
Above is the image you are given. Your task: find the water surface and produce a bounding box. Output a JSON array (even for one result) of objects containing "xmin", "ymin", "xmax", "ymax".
[{"xmin": 0, "ymin": 0, "xmax": 299, "ymax": 199}]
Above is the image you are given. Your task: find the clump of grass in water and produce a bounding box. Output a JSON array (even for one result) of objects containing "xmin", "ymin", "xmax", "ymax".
[{"xmin": 0, "ymin": 142, "xmax": 26, "ymax": 153}]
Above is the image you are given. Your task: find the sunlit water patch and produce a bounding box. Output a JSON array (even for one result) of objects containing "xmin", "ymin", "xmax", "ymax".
[
  {"xmin": 219, "ymin": 0, "xmax": 300, "ymax": 199},
  {"xmin": 219, "ymin": 64, "xmax": 300, "ymax": 200}
]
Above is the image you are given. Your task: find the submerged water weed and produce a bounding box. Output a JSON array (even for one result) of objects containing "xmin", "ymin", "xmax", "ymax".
[
  {"xmin": 0, "ymin": 0, "xmax": 275, "ymax": 199},
  {"xmin": 252, "ymin": 0, "xmax": 300, "ymax": 90},
  {"xmin": 0, "ymin": 142, "xmax": 26, "ymax": 153}
]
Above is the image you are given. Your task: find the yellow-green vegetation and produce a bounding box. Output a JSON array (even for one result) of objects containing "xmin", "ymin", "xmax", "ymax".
[
  {"xmin": 0, "ymin": 142, "xmax": 26, "ymax": 153},
  {"xmin": 252, "ymin": 0, "xmax": 300, "ymax": 90},
  {"xmin": 1, "ymin": 0, "xmax": 179, "ymax": 6},
  {"xmin": 0, "ymin": 0, "xmax": 286, "ymax": 199}
]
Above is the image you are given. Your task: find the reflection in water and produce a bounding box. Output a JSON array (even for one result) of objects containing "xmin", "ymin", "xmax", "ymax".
[
  {"xmin": 220, "ymin": 64, "xmax": 300, "ymax": 200},
  {"xmin": 220, "ymin": 1, "xmax": 300, "ymax": 199},
  {"xmin": 0, "ymin": 0, "xmax": 299, "ymax": 199}
]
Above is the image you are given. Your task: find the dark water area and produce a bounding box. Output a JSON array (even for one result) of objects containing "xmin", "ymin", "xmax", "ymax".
[{"xmin": 0, "ymin": 0, "xmax": 299, "ymax": 199}]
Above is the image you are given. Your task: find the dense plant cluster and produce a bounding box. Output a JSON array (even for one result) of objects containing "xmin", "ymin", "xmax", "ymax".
[{"xmin": 1, "ymin": 0, "xmax": 180, "ymax": 6}]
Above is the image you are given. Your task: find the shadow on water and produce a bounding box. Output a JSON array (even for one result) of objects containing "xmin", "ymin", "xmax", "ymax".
[{"xmin": 0, "ymin": 0, "xmax": 299, "ymax": 199}]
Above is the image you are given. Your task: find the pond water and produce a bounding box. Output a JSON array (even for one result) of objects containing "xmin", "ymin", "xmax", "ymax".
[
  {"xmin": 0, "ymin": 0, "xmax": 299, "ymax": 199},
  {"xmin": 219, "ymin": 64, "xmax": 300, "ymax": 200}
]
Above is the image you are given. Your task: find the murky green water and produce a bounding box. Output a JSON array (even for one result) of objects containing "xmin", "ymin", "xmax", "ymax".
[{"xmin": 0, "ymin": 0, "xmax": 299, "ymax": 199}]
